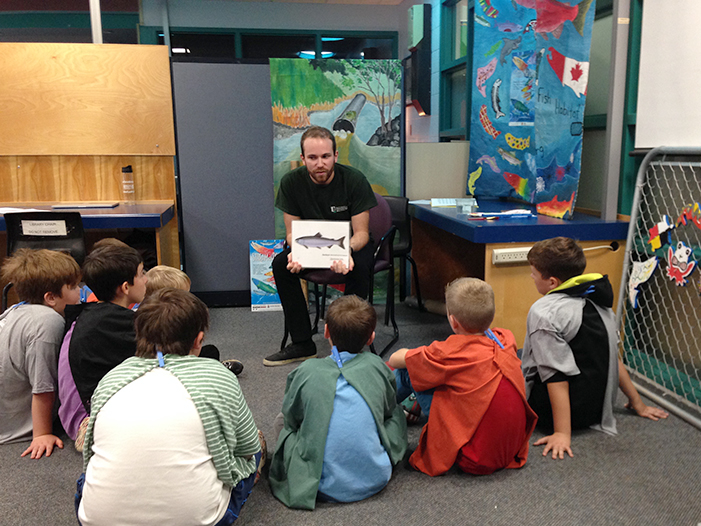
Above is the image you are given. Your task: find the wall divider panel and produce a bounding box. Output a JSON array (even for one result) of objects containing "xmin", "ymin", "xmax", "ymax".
[{"xmin": 171, "ymin": 62, "xmax": 276, "ymax": 306}]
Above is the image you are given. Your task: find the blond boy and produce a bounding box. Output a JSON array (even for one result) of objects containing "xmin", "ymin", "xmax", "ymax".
[{"xmin": 389, "ymin": 278, "xmax": 536, "ymax": 476}]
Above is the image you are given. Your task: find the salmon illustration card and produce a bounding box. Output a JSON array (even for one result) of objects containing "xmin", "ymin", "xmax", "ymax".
[{"xmin": 291, "ymin": 220, "xmax": 351, "ymax": 269}]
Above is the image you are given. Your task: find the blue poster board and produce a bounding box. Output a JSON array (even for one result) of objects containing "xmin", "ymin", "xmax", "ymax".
[
  {"xmin": 249, "ymin": 239, "xmax": 284, "ymax": 311},
  {"xmin": 468, "ymin": 0, "xmax": 596, "ymax": 219}
]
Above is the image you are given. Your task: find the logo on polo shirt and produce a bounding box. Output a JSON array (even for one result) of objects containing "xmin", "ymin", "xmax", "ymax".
[{"xmin": 330, "ymin": 205, "xmax": 348, "ymax": 213}]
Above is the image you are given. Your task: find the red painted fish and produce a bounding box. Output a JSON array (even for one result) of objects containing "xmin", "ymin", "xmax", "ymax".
[{"xmin": 535, "ymin": 0, "xmax": 595, "ymax": 39}]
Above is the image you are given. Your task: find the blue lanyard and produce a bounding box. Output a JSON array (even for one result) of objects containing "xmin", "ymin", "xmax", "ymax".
[
  {"xmin": 484, "ymin": 328, "xmax": 504, "ymax": 349},
  {"xmin": 156, "ymin": 349, "xmax": 165, "ymax": 368},
  {"xmin": 330, "ymin": 346, "xmax": 344, "ymax": 368}
]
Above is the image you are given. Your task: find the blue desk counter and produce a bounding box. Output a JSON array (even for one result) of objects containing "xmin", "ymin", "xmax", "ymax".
[
  {"xmin": 410, "ymin": 200, "xmax": 629, "ymax": 244},
  {"xmin": 408, "ymin": 199, "xmax": 628, "ymax": 345},
  {"xmin": 0, "ymin": 203, "xmax": 175, "ymax": 231},
  {"xmin": 0, "ymin": 202, "xmax": 179, "ymax": 268}
]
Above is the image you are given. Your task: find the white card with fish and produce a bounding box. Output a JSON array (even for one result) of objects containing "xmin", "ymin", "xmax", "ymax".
[{"xmin": 292, "ymin": 220, "xmax": 351, "ymax": 269}]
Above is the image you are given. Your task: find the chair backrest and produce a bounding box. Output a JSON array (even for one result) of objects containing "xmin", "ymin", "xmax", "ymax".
[
  {"xmin": 4, "ymin": 212, "xmax": 87, "ymax": 266},
  {"xmin": 368, "ymin": 193, "xmax": 394, "ymax": 263},
  {"xmin": 383, "ymin": 195, "xmax": 411, "ymax": 255}
]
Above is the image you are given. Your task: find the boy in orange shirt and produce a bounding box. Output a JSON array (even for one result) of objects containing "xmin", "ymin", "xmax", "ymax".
[{"xmin": 388, "ymin": 277, "xmax": 536, "ymax": 476}]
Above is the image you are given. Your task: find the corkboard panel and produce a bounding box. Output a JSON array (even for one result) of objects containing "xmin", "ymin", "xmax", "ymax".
[
  {"xmin": 0, "ymin": 43, "xmax": 175, "ymax": 156},
  {"xmin": 0, "ymin": 156, "xmax": 175, "ymax": 203}
]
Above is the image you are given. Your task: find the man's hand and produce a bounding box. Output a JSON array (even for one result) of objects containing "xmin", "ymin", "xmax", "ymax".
[
  {"xmin": 625, "ymin": 400, "xmax": 669, "ymax": 421},
  {"xmin": 21, "ymin": 434, "xmax": 64, "ymax": 459},
  {"xmin": 534, "ymin": 432, "xmax": 573, "ymax": 460},
  {"xmin": 330, "ymin": 255, "xmax": 354, "ymax": 275},
  {"xmin": 286, "ymin": 252, "xmax": 303, "ymax": 274}
]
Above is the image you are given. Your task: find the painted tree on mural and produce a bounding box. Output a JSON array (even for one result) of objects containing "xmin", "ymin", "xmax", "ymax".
[{"xmin": 310, "ymin": 59, "xmax": 402, "ymax": 137}]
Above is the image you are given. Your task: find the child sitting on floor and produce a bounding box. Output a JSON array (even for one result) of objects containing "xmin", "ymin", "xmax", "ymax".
[
  {"xmin": 76, "ymin": 288, "xmax": 261, "ymax": 525},
  {"xmin": 270, "ymin": 295, "xmax": 407, "ymax": 509},
  {"xmin": 144, "ymin": 265, "xmax": 244, "ymax": 376},
  {"xmin": 523, "ymin": 237, "xmax": 668, "ymax": 459},
  {"xmin": 388, "ymin": 277, "xmax": 537, "ymax": 476},
  {"xmin": 0, "ymin": 249, "xmax": 81, "ymax": 458},
  {"xmin": 57, "ymin": 243, "xmax": 147, "ymax": 445}
]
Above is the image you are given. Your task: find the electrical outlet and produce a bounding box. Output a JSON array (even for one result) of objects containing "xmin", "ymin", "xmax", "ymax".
[{"xmin": 492, "ymin": 247, "xmax": 531, "ymax": 265}]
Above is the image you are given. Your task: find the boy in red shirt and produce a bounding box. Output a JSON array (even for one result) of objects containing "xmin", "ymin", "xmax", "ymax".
[{"xmin": 388, "ymin": 277, "xmax": 536, "ymax": 476}]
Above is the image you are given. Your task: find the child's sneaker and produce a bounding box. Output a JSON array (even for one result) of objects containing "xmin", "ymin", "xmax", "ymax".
[
  {"xmin": 75, "ymin": 416, "xmax": 90, "ymax": 453},
  {"xmin": 255, "ymin": 430, "xmax": 267, "ymax": 485},
  {"xmin": 401, "ymin": 394, "xmax": 422, "ymax": 425}
]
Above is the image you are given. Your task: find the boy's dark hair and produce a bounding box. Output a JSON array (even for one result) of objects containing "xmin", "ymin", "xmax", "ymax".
[
  {"xmin": 1, "ymin": 248, "xmax": 80, "ymax": 305},
  {"xmin": 325, "ymin": 295, "xmax": 376, "ymax": 353},
  {"xmin": 445, "ymin": 277, "xmax": 494, "ymax": 333},
  {"xmin": 300, "ymin": 126, "xmax": 336, "ymax": 156},
  {"xmin": 527, "ymin": 237, "xmax": 586, "ymax": 282},
  {"xmin": 82, "ymin": 244, "xmax": 143, "ymax": 302},
  {"xmin": 134, "ymin": 288, "xmax": 209, "ymax": 358}
]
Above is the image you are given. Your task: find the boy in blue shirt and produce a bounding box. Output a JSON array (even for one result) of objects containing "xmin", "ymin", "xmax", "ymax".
[{"xmin": 270, "ymin": 295, "xmax": 407, "ymax": 509}]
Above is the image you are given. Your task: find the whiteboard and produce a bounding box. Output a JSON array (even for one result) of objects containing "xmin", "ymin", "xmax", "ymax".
[{"xmin": 635, "ymin": 1, "xmax": 701, "ymax": 148}]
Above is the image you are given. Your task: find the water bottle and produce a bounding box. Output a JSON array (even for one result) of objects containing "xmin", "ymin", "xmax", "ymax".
[{"xmin": 121, "ymin": 165, "xmax": 135, "ymax": 205}]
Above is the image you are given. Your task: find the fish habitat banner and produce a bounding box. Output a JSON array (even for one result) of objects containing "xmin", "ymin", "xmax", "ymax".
[
  {"xmin": 249, "ymin": 240, "xmax": 284, "ymax": 312},
  {"xmin": 467, "ymin": 0, "xmax": 596, "ymax": 219},
  {"xmin": 269, "ymin": 58, "xmax": 402, "ymax": 239}
]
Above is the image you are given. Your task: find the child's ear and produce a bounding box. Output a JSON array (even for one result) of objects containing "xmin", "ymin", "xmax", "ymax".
[
  {"xmin": 116, "ymin": 281, "xmax": 129, "ymax": 298},
  {"xmin": 548, "ymin": 276, "xmax": 562, "ymax": 291},
  {"xmin": 191, "ymin": 331, "xmax": 205, "ymax": 356},
  {"xmin": 43, "ymin": 291, "xmax": 57, "ymax": 308},
  {"xmin": 447, "ymin": 314, "xmax": 461, "ymax": 333},
  {"xmin": 366, "ymin": 331, "xmax": 376, "ymax": 346},
  {"xmin": 324, "ymin": 324, "xmax": 330, "ymax": 340}
]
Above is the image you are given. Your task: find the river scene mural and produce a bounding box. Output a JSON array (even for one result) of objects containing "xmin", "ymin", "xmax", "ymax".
[{"xmin": 270, "ymin": 58, "xmax": 402, "ymax": 239}]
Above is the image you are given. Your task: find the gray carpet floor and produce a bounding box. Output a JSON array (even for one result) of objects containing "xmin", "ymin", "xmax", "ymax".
[{"xmin": 1, "ymin": 303, "xmax": 700, "ymax": 525}]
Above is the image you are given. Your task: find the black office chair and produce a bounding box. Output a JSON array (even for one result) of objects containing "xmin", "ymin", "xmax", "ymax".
[
  {"xmin": 2, "ymin": 212, "xmax": 86, "ymax": 312},
  {"xmin": 281, "ymin": 193, "xmax": 399, "ymax": 355},
  {"xmin": 383, "ymin": 196, "xmax": 424, "ymax": 311}
]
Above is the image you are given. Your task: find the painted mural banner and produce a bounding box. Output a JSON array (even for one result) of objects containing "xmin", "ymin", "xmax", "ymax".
[
  {"xmin": 270, "ymin": 58, "xmax": 402, "ymax": 239},
  {"xmin": 467, "ymin": 0, "xmax": 596, "ymax": 219}
]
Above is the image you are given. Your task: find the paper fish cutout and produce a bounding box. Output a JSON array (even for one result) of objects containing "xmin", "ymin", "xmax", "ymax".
[
  {"xmin": 476, "ymin": 58, "xmax": 497, "ymax": 97},
  {"xmin": 503, "ymin": 171, "xmax": 530, "ymax": 198},
  {"xmin": 505, "ymin": 133, "xmax": 530, "ymax": 150},
  {"xmin": 491, "ymin": 79, "xmax": 505, "ymax": 118},
  {"xmin": 468, "ymin": 166, "xmax": 483, "ymax": 195},
  {"xmin": 476, "ymin": 155, "xmax": 500, "ymax": 173},
  {"xmin": 647, "ymin": 215, "xmax": 674, "ymax": 251},
  {"xmin": 479, "ymin": 105, "xmax": 501, "ymax": 139},
  {"xmin": 536, "ymin": 191, "xmax": 576, "ymax": 219},
  {"xmin": 478, "ymin": 0, "xmax": 499, "ymax": 18},
  {"xmin": 628, "ymin": 257, "xmax": 658, "ymax": 308},
  {"xmin": 535, "ymin": 0, "xmax": 595, "ymax": 39},
  {"xmin": 497, "ymin": 147, "xmax": 522, "ymax": 166},
  {"xmin": 666, "ymin": 241, "xmax": 696, "ymax": 286}
]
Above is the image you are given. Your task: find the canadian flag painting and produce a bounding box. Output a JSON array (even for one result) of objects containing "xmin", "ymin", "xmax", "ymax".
[{"xmin": 547, "ymin": 47, "xmax": 589, "ymax": 98}]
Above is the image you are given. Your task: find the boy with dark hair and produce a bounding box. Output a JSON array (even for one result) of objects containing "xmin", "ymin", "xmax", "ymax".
[
  {"xmin": 77, "ymin": 289, "xmax": 261, "ymax": 525},
  {"xmin": 524, "ymin": 237, "xmax": 668, "ymax": 460},
  {"xmin": 0, "ymin": 249, "xmax": 81, "ymax": 458},
  {"xmin": 57, "ymin": 244, "xmax": 147, "ymax": 444},
  {"xmin": 388, "ymin": 278, "xmax": 536, "ymax": 476},
  {"xmin": 270, "ymin": 295, "xmax": 407, "ymax": 510}
]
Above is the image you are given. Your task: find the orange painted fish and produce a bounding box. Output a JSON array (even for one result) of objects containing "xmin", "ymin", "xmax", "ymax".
[
  {"xmin": 479, "ymin": 105, "xmax": 501, "ymax": 139},
  {"xmin": 536, "ymin": 191, "xmax": 576, "ymax": 219}
]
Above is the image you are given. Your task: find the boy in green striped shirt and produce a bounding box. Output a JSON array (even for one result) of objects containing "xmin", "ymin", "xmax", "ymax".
[{"xmin": 76, "ymin": 288, "xmax": 261, "ymax": 526}]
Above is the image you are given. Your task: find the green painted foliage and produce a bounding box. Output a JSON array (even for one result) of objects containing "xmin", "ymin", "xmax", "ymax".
[{"xmin": 270, "ymin": 58, "xmax": 344, "ymax": 108}]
